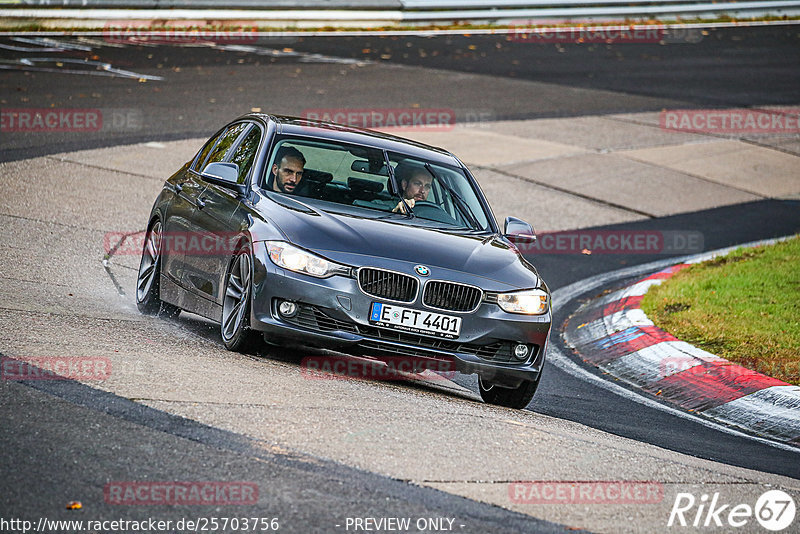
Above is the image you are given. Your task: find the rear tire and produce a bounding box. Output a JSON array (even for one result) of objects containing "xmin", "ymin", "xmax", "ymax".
[
  {"xmin": 221, "ymin": 244, "xmax": 261, "ymax": 353},
  {"xmin": 478, "ymin": 373, "xmax": 541, "ymax": 409},
  {"xmin": 136, "ymin": 219, "xmax": 180, "ymax": 318}
]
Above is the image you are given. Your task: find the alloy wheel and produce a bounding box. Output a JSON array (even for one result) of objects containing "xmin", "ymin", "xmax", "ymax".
[
  {"xmin": 222, "ymin": 251, "xmax": 251, "ymax": 341},
  {"xmin": 136, "ymin": 220, "xmax": 162, "ymax": 303}
]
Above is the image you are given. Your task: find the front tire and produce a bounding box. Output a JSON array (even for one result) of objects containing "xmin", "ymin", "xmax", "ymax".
[
  {"xmin": 136, "ymin": 219, "xmax": 180, "ymax": 318},
  {"xmin": 478, "ymin": 373, "xmax": 541, "ymax": 409},
  {"xmin": 221, "ymin": 244, "xmax": 261, "ymax": 353}
]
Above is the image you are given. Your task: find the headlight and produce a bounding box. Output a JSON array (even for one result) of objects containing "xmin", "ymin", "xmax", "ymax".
[
  {"xmin": 266, "ymin": 242, "xmax": 348, "ymax": 278},
  {"xmin": 496, "ymin": 289, "xmax": 549, "ymax": 315}
]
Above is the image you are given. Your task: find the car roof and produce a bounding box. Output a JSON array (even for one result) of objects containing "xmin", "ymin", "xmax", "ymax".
[{"xmin": 243, "ymin": 113, "xmax": 463, "ymax": 168}]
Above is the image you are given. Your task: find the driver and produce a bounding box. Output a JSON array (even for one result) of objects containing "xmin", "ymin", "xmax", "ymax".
[
  {"xmin": 392, "ymin": 161, "xmax": 433, "ymax": 213},
  {"xmin": 270, "ymin": 146, "xmax": 305, "ymax": 194}
]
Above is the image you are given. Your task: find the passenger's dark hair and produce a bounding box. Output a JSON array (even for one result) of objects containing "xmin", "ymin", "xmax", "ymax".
[{"xmin": 274, "ymin": 145, "xmax": 306, "ymax": 167}]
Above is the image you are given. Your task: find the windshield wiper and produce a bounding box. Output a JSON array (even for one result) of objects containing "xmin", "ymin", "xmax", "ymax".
[
  {"xmin": 424, "ymin": 163, "xmax": 482, "ymax": 230},
  {"xmin": 384, "ymin": 150, "xmax": 414, "ymax": 217}
]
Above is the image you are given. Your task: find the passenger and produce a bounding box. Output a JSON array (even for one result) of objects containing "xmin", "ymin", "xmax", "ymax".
[
  {"xmin": 270, "ymin": 146, "xmax": 305, "ymax": 194},
  {"xmin": 392, "ymin": 161, "xmax": 433, "ymax": 213}
]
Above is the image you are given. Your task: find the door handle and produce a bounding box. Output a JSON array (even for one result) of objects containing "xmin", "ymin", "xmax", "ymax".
[{"xmin": 197, "ymin": 197, "xmax": 207, "ymax": 209}]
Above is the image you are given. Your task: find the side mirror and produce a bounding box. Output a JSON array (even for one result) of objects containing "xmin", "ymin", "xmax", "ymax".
[
  {"xmin": 201, "ymin": 162, "xmax": 246, "ymax": 194},
  {"xmin": 504, "ymin": 216, "xmax": 537, "ymax": 242},
  {"xmin": 203, "ymin": 161, "xmax": 239, "ymax": 182}
]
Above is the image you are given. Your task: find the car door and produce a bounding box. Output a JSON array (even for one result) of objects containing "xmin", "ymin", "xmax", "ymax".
[
  {"xmin": 181, "ymin": 122, "xmax": 262, "ymax": 317},
  {"xmin": 161, "ymin": 127, "xmax": 228, "ymax": 289}
]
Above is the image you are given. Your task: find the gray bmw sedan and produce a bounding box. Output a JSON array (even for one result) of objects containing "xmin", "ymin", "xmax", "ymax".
[{"xmin": 137, "ymin": 114, "xmax": 551, "ymax": 409}]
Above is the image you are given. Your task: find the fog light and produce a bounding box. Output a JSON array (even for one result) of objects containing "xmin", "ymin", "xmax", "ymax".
[
  {"xmin": 514, "ymin": 344, "xmax": 529, "ymax": 360},
  {"xmin": 278, "ymin": 300, "xmax": 298, "ymax": 318}
]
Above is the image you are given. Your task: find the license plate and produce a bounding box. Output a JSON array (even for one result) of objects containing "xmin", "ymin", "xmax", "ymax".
[{"xmin": 369, "ymin": 302, "xmax": 461, "ymax": 339}]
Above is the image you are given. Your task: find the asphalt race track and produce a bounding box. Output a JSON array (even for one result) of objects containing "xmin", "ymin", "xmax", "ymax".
[
  {"xmin": 1, "ymin": 25, "xmax": 799, "ymax": 533},
  {"xmin": 2, "ymin": 25, "xmax": 799, "ymax": 161}
]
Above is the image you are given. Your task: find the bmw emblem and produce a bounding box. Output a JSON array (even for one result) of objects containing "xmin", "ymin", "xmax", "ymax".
[{"xmin": 415, "ymin": 265, "xmax": 430, "ymax": 276}]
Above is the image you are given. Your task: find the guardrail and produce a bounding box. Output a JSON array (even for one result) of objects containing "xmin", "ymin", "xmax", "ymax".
[
  {"xmin": 403, "ymin": 1, "xmax": 800, "ymax": 20},
  {"xmin": 2, "ymin": 0, "xmax": 800, "ymax": 25},
  {"xmin": 4, "ymin": 0, "xmax": 800, "ymax": 8}
]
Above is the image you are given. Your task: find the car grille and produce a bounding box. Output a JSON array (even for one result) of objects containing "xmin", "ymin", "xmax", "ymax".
[
  {"xmin": 358, "ymin": 337, "xmax": 528, "ymax": 364},
  {"xmin": 358, "ymin": 324, "xmax": 459, "ymax": 353},
  {"xmin": 423, "ymin": 281, "xmax": 483, "ymax": 312},
  {"xmin": 285, "ymin": 304, "xmax": 359, "ymax": 334},
  {"xmin": 358, "ymin": 340, "xmax": 455, "ymax": 362},
  {"xmin": 358, "ymin": 268, "xmax": 417, "ymax": 303},
  {"xmin": 283, "ymin": 304, "xmax": 529, "ymax": 364}
]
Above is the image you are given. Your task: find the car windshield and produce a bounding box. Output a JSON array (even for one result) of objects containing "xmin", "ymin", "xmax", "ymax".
[{"xmin": 263, "ymin": 136, "xmax": 492, "ymax": 232}]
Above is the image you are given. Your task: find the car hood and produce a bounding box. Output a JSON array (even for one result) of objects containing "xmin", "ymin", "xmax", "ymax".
[{"xmin": 264, "ymin": 197, "xmax": 540, "ymax": 290}]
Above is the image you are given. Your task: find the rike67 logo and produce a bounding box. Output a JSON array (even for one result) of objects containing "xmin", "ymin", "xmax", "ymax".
[{"xmin": 668, "ymin": 490, "xmax": 796, "ymax": 531}]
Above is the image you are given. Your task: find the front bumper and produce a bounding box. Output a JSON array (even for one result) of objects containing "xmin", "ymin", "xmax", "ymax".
[{"xmin": 249, "ymin": 242, "xmax": 551, "ymax": 387}]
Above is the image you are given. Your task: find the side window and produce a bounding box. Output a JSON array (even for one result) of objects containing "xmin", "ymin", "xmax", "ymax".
[
  {"xmin": 201, "ymin": 122, "xmax": 249, "ymax": 171},
  {"xmin": 192, "ymin": 130, "xmax": 225, "ymax": 171},
  {"xmin": 229, "ymin": 125, "xmax": 261, "ymax": 184}
]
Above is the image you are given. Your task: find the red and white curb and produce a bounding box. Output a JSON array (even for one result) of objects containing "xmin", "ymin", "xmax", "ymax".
[{"xmin": 563, "ymin": 250, "xmax": 800, "ymax": 447}]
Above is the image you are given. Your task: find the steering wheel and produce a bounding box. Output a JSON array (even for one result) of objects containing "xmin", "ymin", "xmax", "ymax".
[
  {"xmin": 410, "ymin": 200, "xmax": 442, "ymax": 211},
  {"xmin": 410, "ymin": 200, "xmax": 459, "ymax": 225}
]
